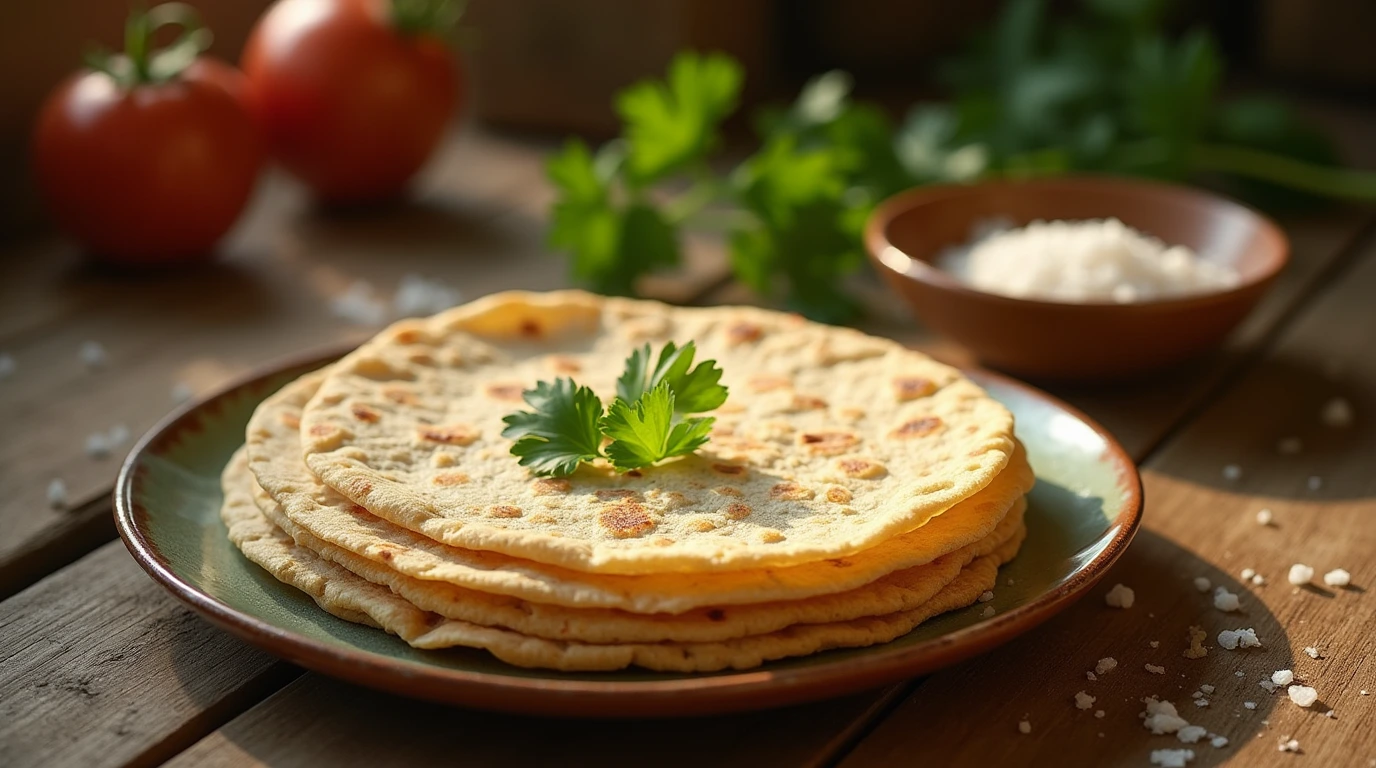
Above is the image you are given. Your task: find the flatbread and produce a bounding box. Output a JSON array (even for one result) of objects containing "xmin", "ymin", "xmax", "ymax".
[
  {"xmin": 250, "ymin": 371, "xmax": 1034, "ymax": 614},
  {"xmin": 298, "ymin": 291, "xmax": 1016, "ymax": 574},
  {"xmin": 222, "ymin": 450, "xmax": 1024, "ymax": 671}
]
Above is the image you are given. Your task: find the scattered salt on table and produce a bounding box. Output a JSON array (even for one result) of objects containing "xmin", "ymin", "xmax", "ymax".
[
  {"xmin": 1241, "ymin": 568, "xmax": 1256, "ymax": 580},
  {"xmin": 1305, "ymin": 646, "xmax": 1321, "ymax": 659},
  {"xmin": 1177, "ymin": 725, "xmax": 1208, "ymax": 744},
  {"xmin": 1218, "ymin": 628, "xmax": 1261, "ymax": 650},
  {"xmin": 980, "ymin": 605, "xmax": 995, "ymax": 618},
  {"xmin": 1272, "ymin": 670, "xmax": 1294, "ymax": 686},
  {"xmin": 1075, "ymin": 691, "xmax": 1096, "ymax": 710},
  {"xmin": 1278, "ymin": 737, "xmax": 1300, "ymax": 753},
  {"xmin": 85, "ymin": 432, "xmax": 111, "ymax": 459},
  {"xmin": 1200, "ymin": 684, "xmax": 1215, "ymax": 694},
  {"xmin": 1018, "ymin": 720, "xmax": 1031, "ymax": 734},
  {"xmin": 1213, "ymin": 587, "xmax": 1241, "ymax": 612},
  {"xmin": 1146, "ymin": 664, "xmax": 1166, "ymax": 675},
  {"xmin": 1287, "ymin": 564, "xmax": 1314, "ymax": 586},
  {"xmin": 1104, "ymin": 584, "xmax": 1134, "ymax": 608},
  {"xmin": 108, "ymin": 423, "xmax": 130, "ymax": 446},
  {"xmin": 977, "ymin": 590, "xmax": 994, "ymax": 603},
  {"xmin": 1150, "ymin": 748, "xmax": 1195, "ymax": 767},
  {"xmin": 1193, "ymin": 577, "xmax": 1211, "ymax": 592},
  {"xmin": 1094, "ymin": 709, "xmax": 1105, "ymax": 719},
  {"xmin": 1210, "ymin": 735, "xmax": 1229, "ymax": 748},
  {"xmin": 1256, "ymin": 508, "xmax": 1274, "ymax": 526},
  {"xmin": 1323, "ymin": 569, "xmax": 1351, "ymax": 587},
  {"xmin": 1244, "ymin": 701, "xmax": 1257, "ymax": 710},
  {"xmin": 1142, "ymin": 699, "xmax": 1189, "ymax": 734},
  {"xmin": 1095, "ymin": 657, "xmax": 1118, "ymax": 675},
  {"xmin": 47, "ymin": 479, "xmax": 68, "ymax": 509},
  {"xmin": 1288, "ymin": 686, "xmax": 1318, "ymax": 708}
]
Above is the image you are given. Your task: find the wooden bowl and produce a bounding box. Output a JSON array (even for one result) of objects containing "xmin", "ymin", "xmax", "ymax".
[{"xmin": 864, "ymin": 177, "xmax": 1289, "ymax": 380}]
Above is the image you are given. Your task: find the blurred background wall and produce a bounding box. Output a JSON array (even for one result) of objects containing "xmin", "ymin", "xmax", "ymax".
[{"xmin": 3, "ymin": 0, "xmax": 1373, "ymax": 238}]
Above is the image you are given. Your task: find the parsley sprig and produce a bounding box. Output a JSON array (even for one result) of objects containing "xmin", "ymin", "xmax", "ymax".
[{"xmin": 500, "ymin": 342, "xmax": 728, "ymax": 476}]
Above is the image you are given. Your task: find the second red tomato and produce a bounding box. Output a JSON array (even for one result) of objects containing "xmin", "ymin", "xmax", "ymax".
[{"xmin": 243, "ymin": 0, "xmax": 459, "ymax": 204}]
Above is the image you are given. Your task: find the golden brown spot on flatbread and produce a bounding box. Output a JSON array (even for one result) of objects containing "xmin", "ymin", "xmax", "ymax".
[
  {"xmin": 407, "ymin": 352, "xmax": 437, "ymax": 366},
  {"xmin": 726, "ymin": 322, "xmax": 764, "ymax": 345},
  {"xmin": 825, "ymin": 486, "xmax": 853, "ymax": 503},
  {"xmin": 528, "ymin": 513, "xmax": 556, "ymax": 524},
  {"xmin": 712, "ymin": 486, "xmax": 743, "ymax": 498},
  {"xmin": 687, "ymin": 518, "xmax": 718, "ymax": 532},
  {"xmin": 725, "ymin": 503, "xmax": 752, "ymax": 521},
  {"xmin": 394, "ymin": 329, "xmax": 425, "ymax": 345},
  {"xmin": 769, "ymin": 482, "xmax": 815, "ymax": 501},
  {"xmin": 838, "ymin": 458, "xmax": 887, "ymax": 479},
  {"xmin": 344, "ymin": 478, "xmax": 373, "ymax": 498},
  {"xmin": 379, "ymin": 549, "xmax": 394, "ymax": 562},
  {"xmin": 706, "ymin": 609, "xmax": 727, "ymax": 621},
  {"xmin": 838, "ymin": 407, "xmax": 866, "ymax": 423},
  {"xmin": 746, "ymin": 375, "xmax": 790, "ymax": 393},
  {"xmin": 278, "ymin": 412, "xmax": 301, "ymax": 429},
  {"xmin": 892, "ymin": 376, "xmax": 937, "ymax": 401},
  {"xmin": 432, "ymin": 472, "xmax": 470, "ymax": 487},
  {"xmin": 350, "ymin": 404, "xmax": 381, "ymax": 423},
  {"xmin": 309, "ymin": 424, "xmax": 338, "ymax": 437},
  {"xmin": 829, "ymin": 558, "xmax": 853, "ymax": 568},
  {"xmin": 417, "ymin": 424, "xmax": 479, "ymax": 446},
  {"xmin": 595, "ymin": 489, "xmax": 639, "ymax": 501},
  {"xmin": 382, "ymin": 386, "xmax": 419, "ymax": 405},
  {"xmin": 532, "ymin": 478, "xmax": 571, "ymax": 495},
  {"xmin": 760, "ymin": 529, "xmax": 785, "ymax": 543},
  {"xmin": 891, "ymin": 416, "xmax": 943, "ymax": 439},
  {"xmin": 598, "ymin": 501, "xmax": 655, "ymax": 538},
  {"xmin": 348, "ymin": 504, "xmax": 369, "ymax": 517},
  {"xmin": 799, "ymin": 431, "xmax": 860, "ymax": 455},
  {"xmin": 547, "ymin": 356, "xmax": 581, "ymax": 374},
  {"xmin": 711, "ymin": 463, "xmax": 746, "ymax": 477},
  {"xmin": 788, "ymin": 394, "xmax": 828, "ymax": 411},
  {"xmin": 484, "ymin": 383, "xmax": 526, "ymax": 402},
  {"xmin": 489, "ymin": 505, "xmax": 523, "ymax": 518},
  {"xmin": 518, "ymin": 319, "xmax": 542, "ymax": 338},
  {"xmin": 431, "ymin": 452, "xmax": 456, "ymax": 468},
  {"xmin": 650, "ymin": 537, "xmax": 675, "ymax": 547}
]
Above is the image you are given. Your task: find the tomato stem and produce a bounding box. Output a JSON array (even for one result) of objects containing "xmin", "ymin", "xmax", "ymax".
[
  {"xmin": 84, "ymin": 3, "xmax": 212, "ymax": 88},
  {"xmin": 390, "ymin": 0, "xmax": 465, "ymax": 39}
]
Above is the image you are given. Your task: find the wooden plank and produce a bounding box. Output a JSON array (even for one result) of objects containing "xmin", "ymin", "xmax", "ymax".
[
  {"xmin": 838, "ymin": 234, "xmax": 1376, "ymax": 767},
  {"xmin": 165, "ymin": 674, "xmax": 906, "ymax": 768},
  {"xmin": 0, "ymin": 541, "xmax": 299, "ymax": 768},
  {"xmin": 0, "ymin": 127, "xmax": 729, "ymax": 596}
]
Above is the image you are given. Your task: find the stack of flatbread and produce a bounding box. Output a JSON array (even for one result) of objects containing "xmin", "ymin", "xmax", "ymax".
[{"xmin": 221, "ymin": 291, "xmax": 1033, "ymax": 671}]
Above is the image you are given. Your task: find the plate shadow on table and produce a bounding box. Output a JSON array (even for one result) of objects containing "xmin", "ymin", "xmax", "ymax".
[
  {"xmin": 1142, "ymin": 354, "xmax": 1373, "ymax": 502},
  {"xmin": 847, "ymin": 528, "xmax": 1296, "ymax": 768}
]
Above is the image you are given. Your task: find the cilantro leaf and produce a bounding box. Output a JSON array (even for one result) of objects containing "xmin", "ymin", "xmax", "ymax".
[
  {"xmin": 500, "ymin": 378, "xmax": 605, "ymax": 477},
  {"xmin": 616, "ymin": 51, "xmax": 742, "ymax": 183},
  {"xmin": 615, "ymin": 341, "xmax": 728, "ymax": 413},
  {"xmin": 546, "ymin": 140, "xmax": 680, "ymax": 295},
  {"xmin": 602, "ymin": 383, "xmax": 714, "ymax": 471}
]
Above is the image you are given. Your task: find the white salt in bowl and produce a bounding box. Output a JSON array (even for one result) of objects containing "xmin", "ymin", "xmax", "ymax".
[{"xmin": 865, "ymin": 177, "xmax": 1289, "ymax": 381}]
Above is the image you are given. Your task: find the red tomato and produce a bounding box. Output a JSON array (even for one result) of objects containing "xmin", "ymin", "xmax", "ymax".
[
  {"xmin": 33, "ymin": 58, "xmax": 263, "ymax": 265},
  {"xmin": 243, "ymin": 0, "xmax": 459, "ymax": 204}
]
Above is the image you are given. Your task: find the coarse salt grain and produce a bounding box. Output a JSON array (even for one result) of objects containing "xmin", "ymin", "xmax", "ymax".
[
  {"xmin": 1278, "ymin": 738, "xmax": 1300, "ymax": 753},
  {"xmin": 1277, "ymin": 437, "xmax": 1302, "ymax": 455},
  {"xmin": 1288, "ymin": 685, "xmax": 1318, "ymax": 708},
  {"xmin": 1305, "ymin": 646, "xmax": 1321, "ymax": 659},
  {"xmin": 1241, "ymin": 568, "xmax": 1256, "ymax": 580},
  {"xmin": 1235, "ymin": 671, "xmax": 1245, "ymax": 678},
  {"xmin": 1194, "ymin": 698, "xmax": 1209, "ymax": 708},
  {"xmin": 171, "ymin": 382, "xmax": 195, "ymax": 404},
  {"xmin": 1256, "ymin": 508, "xmax": 1273, "ymax": 525},
  {"xmin": 85, "ymin": 432, "xmax": 111, "ymax": 459},
  {"xmin": 1324, "ymin": 710, "xmax": 1335, "ymax": 718},
  {"xmin": 1104, "ymin": 583, "xmax": 1134, "ymax": 608},
  {"xmin": 1177, "ymin": 725, "xmax": 1208, "ymax": 744},
  {"xmin": 1193, "ymin": 577, "xmax": 1211, "ymax": 592},
  {"xmin": 1272, "ymin": 669, "xmax": 1294, "ymax": 686},
  {"xmin": 1142, "ymin": 699, "xmax": 1189, "ymax": 734},
  {"xmin": 1361, "ymin": 690, "xmax": 1368, "ymax": 696},
  {"xmin": 1321, "ymin": 397, "xmax": 1353, "ymax": 428},
  {"xmin": 1252, "ymin": 573, "xmax": 1266, "ymax": 586},
  {"xmin": 1150, "ymin": 640, "xmax": 1160, "ymax": 648},
  {"xmin": 980, "ymin": 605, "xmax": 995, "ymax": 618},
  {"xmin": 1222, "ymin": 464, "xmax": 1242, "ymax": 482},
  {"xmin": 1075, "ymin": 691, "xmax": 1096, "ymax": 710},
  {"xmin": 1323, "ymin": 569, "xmax": 1351, "ymax": 587},
  {"xmin": 47, "ymin": 479, "xmax": 68, "ymax": 509},
  {"xmin": 1086, "ymin": 671, "xmax": 1097, "ymax": 681},
  {"xmin": 1210, "ymin": 735, "xmax": 1229, "ymax": 748},
  {"xmin": 1244, "ymin": 701, "xmax": 1257, "ymax": 709},
  {"xmin": 1218, "ymin": 628, "xmax": 1262, "ymax": 650},
  {"xmin": 1200, "ymin": 684, "xmax": 1215, "ymax": 694},
  {"xmin": 79, "ymin": 340, "xmax": 107, "ymax": 369},
  {"xmin": 1095, "ymin": 657, "xmax": 1118, "ymax": 675},
  {"xmin": 977, "ymin": 590, "xmax": 994, "ymax": 603},
  {"xmin": 1213, "ymin": 587, "xmax": 1241, "ymax": 612},
  {"xmin": 1150, "ymin": 749, "xmax": 1196, "ymax": 767},
  {"xmin": 1287, "ymin": 564, "xmax": 1314, "ymax": 585},
  {"xmin": 1094, "ymin": 709, "xmax": 1105, "ymax": 719},
  {"xmin": 0, "ymin": 352, "xmax": 14, "ymax": 380},
  {"xmin": 1146, "ymin": 664, "xmax": 1167, "ymax": 675},
  {"xmin": 1018, "ymin": 720, "xmax": 1031, "ymax": 734},
  {"xmin": 1260, "ymin": 680, "xmax": 1278, "ymax": 693}
]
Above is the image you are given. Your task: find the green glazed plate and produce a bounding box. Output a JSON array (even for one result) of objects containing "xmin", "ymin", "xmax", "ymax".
[{"xmin": 115, "ymin": 347, "xmax": 1142, "ymax": 718}]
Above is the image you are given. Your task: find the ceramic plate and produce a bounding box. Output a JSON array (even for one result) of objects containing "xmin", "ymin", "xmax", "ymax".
[{"xmin": 115, "ymin": 348, "xmax": 1142, "ymax": 718}]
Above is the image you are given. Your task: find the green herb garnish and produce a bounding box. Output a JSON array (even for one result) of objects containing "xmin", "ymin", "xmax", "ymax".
[{"xmin": 500, "ymin": 343, "xmax": 728, "ymax": 476}]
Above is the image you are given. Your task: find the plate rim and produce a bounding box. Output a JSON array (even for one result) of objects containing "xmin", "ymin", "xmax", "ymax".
[{"xmin": 114, "ymin": 342, "xmax": 1143, "ymax": 718}]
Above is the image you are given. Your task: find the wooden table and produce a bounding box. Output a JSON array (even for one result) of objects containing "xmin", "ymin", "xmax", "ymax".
[{"xmin": 3, "ymin": 110, "xmax": 1374, "ymax": 767}]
